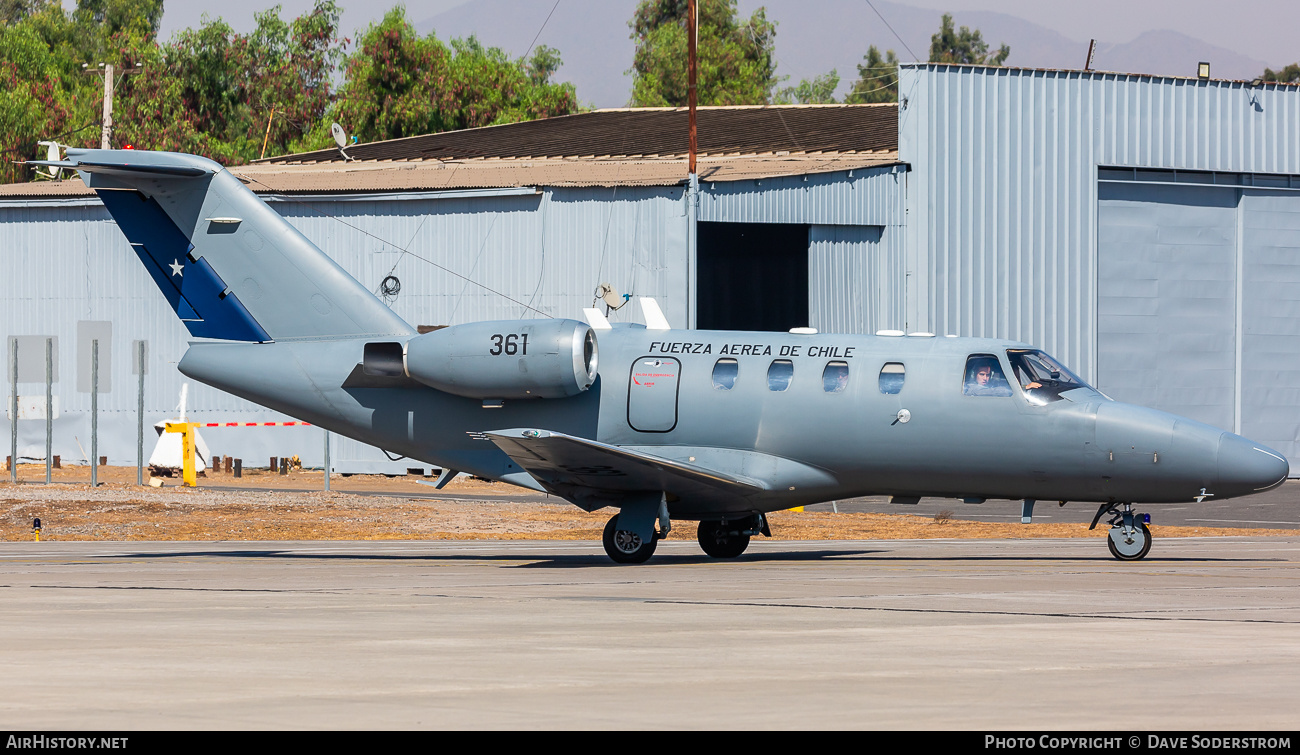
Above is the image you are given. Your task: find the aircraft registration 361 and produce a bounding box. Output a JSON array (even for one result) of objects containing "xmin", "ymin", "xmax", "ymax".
[{"xmin": 35, "ymin": 148, "xmax": 1290, "ymax": 563}]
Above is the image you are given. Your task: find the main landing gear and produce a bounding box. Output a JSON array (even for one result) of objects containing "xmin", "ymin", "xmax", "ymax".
[
  {"xmin": 602, "ymin": 513, "xmax": 659, "ymax": 564},
  {"xmin": 602, "ymin": 511, "xmax": 772, "ymax": 563},
  {"xmin": 697, "ymin": 514, "xmax": 769, "ymax": 559},
  {"xmin": 1091, "ymin": 502, "xmax": 1152, "ymax": 561}
]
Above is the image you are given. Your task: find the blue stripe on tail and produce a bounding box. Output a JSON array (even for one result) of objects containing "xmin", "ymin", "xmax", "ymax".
[{"xmin": 98, "ymin": 190, "xmax": 271, "ymax": 342}]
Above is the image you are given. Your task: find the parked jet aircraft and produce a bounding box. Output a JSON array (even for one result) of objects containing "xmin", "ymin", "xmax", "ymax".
[{"xmin": 35, "ymin": 149, "xmax": 1290, "ymax": 563}]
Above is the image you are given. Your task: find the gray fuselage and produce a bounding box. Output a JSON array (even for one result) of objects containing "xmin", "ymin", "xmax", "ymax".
[{"xmin": 177, "ymin": 325, "xmax": 1288, "ymax": 520}]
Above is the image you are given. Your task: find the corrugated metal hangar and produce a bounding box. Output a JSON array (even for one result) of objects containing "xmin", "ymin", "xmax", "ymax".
[{"xmin": 4, "ymin": 64, "xmax": 1300, "ymax": 474}]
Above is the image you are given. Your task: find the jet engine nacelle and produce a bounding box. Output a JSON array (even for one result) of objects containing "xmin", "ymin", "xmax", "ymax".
[{"xmin": 403, "ymin": 319, "xmax": 598, "ymax": 400}]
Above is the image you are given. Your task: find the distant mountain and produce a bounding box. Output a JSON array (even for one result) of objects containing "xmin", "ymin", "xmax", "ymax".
[
  {"xmin": 416, "ymin": 0, "xmax": 1271, "ymax": 109},
  {"xmin": 1091, "ymin": 30, "xmax": 1268, "ymax": 81}
]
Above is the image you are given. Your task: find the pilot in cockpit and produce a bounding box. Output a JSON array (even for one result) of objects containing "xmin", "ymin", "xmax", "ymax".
[{"xmin": 964, "ymin": 356, "xmax": 1013, "ymax": 397}]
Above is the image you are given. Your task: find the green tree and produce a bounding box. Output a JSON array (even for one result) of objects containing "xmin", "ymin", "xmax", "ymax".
[
  {"xmin": 928, "ymin": 12, "xmax": 1009, "ymax": 65},
  {"xmin": 775, "ymin": 69, "xmax": 839, "ymax": 105},
  {"xmin": 1262, "ymin": 63, "xmax": 1300, "ymax": 83},
  {"xmin": 72, "ymin": 0, "xmax": 162, "ymax": 39},
  {"xmin": 845, "ymin": 45, "xmax": 898, "ymax": 104},
  {"xmin": 325, "ymin": 8, "xmax": 579, "ymax": 146},
  {"xmin": 114, "ymin": 1, "xmax": 347, "ymax": 163},
  {"xmin": 0, "ymin": 1, "xmax": 127, "ymax": 183},
  {"xmin": 0, "ymin": 18, "xmax": 75, "ymax": 182},
  {"xmin": 628, "ymin": 0, "xmax": 777, "ymax": 107},
  {"xmin": 845, "ymin": 15, "xmax": 1008, "ymax": 107},
  {"xmin": 0, "ymin": 0, "xmax": 43, "ymax": 24}
]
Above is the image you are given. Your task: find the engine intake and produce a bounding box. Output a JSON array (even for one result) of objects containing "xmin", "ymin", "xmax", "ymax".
[{"xmin": 401, "ymin": 319, "xmax": 597, "ymax": 399}]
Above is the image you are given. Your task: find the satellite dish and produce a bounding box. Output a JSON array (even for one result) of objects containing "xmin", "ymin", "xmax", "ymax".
[
  {"xmin": 329, "ymin": 123, "xmax": 354, "ymax": 161},
  {"xmin": 35, "ymin": 141, "xmax": 62, "ymax": 180}
]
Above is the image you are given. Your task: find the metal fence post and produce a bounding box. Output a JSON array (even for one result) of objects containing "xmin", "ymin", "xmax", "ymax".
[
  {"xmin": 323, "ymin": 429, "xmax": 330, "ymax": 492},
  {"xmin": 91, "ymin": 339, "xmax": 98, "ymax": 487},
  {"xmin": 45, "ymin": 338, "xmax": 52, "ymax": 484},
  {"xmin": 9, "ymin": 337, "xmax": 16, "ymax": 483},
  {"xmin": 137, "ymin": 341, "xmax": 144, "ymax": 486}
]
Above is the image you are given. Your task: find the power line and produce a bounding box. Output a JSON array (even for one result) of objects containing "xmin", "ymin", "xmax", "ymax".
[
  {"xmin": 862, "ymin": 0, "xmax": 919, "ymax": 62},
  {"xmin": 238, "ymin": 173, "xmax": 551, "ymax": 317}
]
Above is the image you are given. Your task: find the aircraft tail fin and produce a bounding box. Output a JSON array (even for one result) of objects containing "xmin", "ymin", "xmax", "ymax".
[{"xmin": 54, "ymin": 148, "xmax": 414, "ymax": 342}]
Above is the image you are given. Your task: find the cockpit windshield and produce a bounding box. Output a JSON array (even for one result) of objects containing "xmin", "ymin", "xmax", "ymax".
[{"xmin": 1005, "ymin": 349, "xmax": 1094, "ymax": 405}]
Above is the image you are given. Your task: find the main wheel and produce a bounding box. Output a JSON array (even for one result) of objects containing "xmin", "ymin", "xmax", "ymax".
[
  {"xmin": 1107, "ymin": 521, "xmax": 1152, "ymax": 561},
  {"xmin": 697, "ymin": 520, "xmax": 751, "ymax": 558},
  {"xmin": 602, "ymin": 514, "xmax": 658, "ymax": 564}
]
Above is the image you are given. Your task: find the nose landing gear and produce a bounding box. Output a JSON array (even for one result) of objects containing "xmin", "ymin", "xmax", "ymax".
[{"xmin": 1091, "ymin": 502, "xmax": 1152, "ymax": 561}]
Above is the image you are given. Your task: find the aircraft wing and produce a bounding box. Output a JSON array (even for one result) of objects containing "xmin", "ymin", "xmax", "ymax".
[{"xmin": 482, "ymin": 428, "xmax": 769, "ymax": 509}]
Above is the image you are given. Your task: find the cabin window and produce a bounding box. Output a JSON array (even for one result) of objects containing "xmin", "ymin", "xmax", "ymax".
[
  {"xmin": 712, "ymin": 358, "xmax": 739, "ymax": 390},
  {"xmin": 963, "ymin": 354, "xmax": 1013, "ymax": 397},
  {"xmin": 1006, "ymin": 349, "xmax": 1092, "ymax": 405},
  {"xmin": 767, "ymin": 359, "xmax": 794, "ymax": 391},
  {"xmin": 823, "ymin": 362, "xmax": 850, "ymax": 393},
  {"xmin": 878, "ymin": 362, "xmax": 905, "ymax": 394}
]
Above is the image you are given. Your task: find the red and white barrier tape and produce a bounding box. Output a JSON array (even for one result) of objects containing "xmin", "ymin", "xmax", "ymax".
[{"xmin": 199, "ymin": 422, "xmax": 313, "ymax": 427}]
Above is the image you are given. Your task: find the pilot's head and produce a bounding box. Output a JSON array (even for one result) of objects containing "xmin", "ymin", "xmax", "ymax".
[{"xmin": 975, "ymin": 365, "xmax": 994, "ymax": 385}]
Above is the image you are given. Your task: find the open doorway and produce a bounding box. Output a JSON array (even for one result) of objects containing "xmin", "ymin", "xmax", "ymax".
[{"xmin": 696, "ymin": 222, "xmax": 809, "ymax": 332}]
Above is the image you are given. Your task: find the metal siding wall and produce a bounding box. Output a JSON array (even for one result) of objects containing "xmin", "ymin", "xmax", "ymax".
[
  {"xmin": 1240, "ymin": 190, "xmax": 1300, "ymax": 467},
  {"xmin": 2, "ymin": 186, "xmax": 688, "ymax": 472},
  {"xmin": 1096, "ymin": 182, "xmax": 1239, "ymax": 429},
  {"xmin": 699, "ymin": 166, "xmax": 904, "ymax": 226},
  {"xmin": 0, "ymin": 203, "xmax": 310, "ymax": 468},
  {"xmin": 808, "ymin": 225, "xmax": 905, "ymax": 335},
  {"xmin": 273, "ymin": 186, "xmax": 687, "ymax": 329},
  {"xmin": 899, "ymin": 65, "xmax": 1300, "ymax": 382}
]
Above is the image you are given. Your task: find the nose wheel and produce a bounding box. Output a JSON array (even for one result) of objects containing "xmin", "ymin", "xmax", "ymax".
[{"xmin": 1092, "ymin": 503, "xmax": 1153, "ymax": 561}]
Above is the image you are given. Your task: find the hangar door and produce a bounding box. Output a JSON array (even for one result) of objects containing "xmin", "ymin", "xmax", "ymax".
[
  {"xmin": 697, "ymin": 222, "xmax": 809, "ymax": 332},
  {"xmin": 1098, "ymin": 177, "xmax": 1300, "ymax": 471}
]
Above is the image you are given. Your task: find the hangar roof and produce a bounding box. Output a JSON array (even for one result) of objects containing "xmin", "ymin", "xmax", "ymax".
[
  {"xmin": 259, "ymin": 104, "xmax": 899, "ymax": 164},
  {"xmin": 0, "ymin": 104, "xmax": 899, "ymax": 198}
]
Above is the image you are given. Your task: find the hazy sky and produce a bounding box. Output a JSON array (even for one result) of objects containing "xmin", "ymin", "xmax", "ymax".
[{"xmin": 146, "ymin": 0, "xmax": 1298, "ymax": 71}]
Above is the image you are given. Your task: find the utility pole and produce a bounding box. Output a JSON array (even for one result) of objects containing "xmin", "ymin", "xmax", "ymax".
[
  {"xmin": 687, "ymin": 0, "xmax": 697, "ymax": 177},
  {"xmin": 100, "ymin": 63, "xmax": 113, "ymax": 149},
  {"xmin": 83, "ymin": 63, "xmax": 143, "ymax": 150}
]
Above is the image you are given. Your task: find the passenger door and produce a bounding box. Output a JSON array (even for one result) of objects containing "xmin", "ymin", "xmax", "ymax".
[{"xmin": 628, "ymin": 357, "xmax": 681, "ymax": 432}]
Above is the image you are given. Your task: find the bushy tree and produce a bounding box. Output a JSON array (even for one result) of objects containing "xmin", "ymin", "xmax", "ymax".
[
  {"xmin": 0, "ymin": 1, "xmax": 585, "ymax": 181},
  {"xmin": 628, "ymin": 0, "xmax": 777, "ymax": 107},
  {"xmin": 323, "ymin": 8, "xmax": 578, "ymax": 146},
  {"xmin": 846, "ymin": 45, "xmax": 898, "ymax": 104},
  {"xmin": 845, "ymin": 15, "xmax": 1008, "ymax": 107},
  {"xmin": 112, "ymin": 1, "xmax": 346, "ymax": 163},
  {"xmin": 775, "ymin": 69, "xmax": 839, "ymax": 105},
  {"xmin": 1262, "ymin": 63, "xmax": 1300, "ymax": 83},
  {"xmin": 928, "ymin": 12, "xmax": 1009, "ymax": 66},
  {"xmin": 0, "ymin": 0, "xmax": 133, "ymax": 183}
]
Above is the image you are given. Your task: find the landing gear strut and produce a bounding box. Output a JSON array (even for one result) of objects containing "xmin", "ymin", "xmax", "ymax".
[
  {"xmin": 602, "ymin": 513, "xmax": 658, "ymax": 564},
  {"xmin": 697, "ymin": 514, "xmax": 768, "ymax": 559},
  {"xmin": 1091, "ymin": 503, "xmax": 1152, "ymax": 561}
]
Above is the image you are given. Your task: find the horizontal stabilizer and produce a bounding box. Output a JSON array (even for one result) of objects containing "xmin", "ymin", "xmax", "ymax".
[
  {"xmin": 483, "ymin": 429, "xmax": 768, "ymax": 506},
  {"xmin": 26, "ymin": 158, "xmax": 210, "ymax": 178}
]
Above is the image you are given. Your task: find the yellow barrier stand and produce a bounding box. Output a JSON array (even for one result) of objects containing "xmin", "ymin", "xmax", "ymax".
[
  {"xmin": 164, "ymin": 422, "xmax": 200, "ymax": 487},
  {"xmin": 33, "ymin": 517, "xmax": 40, "ymax": 542}
]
